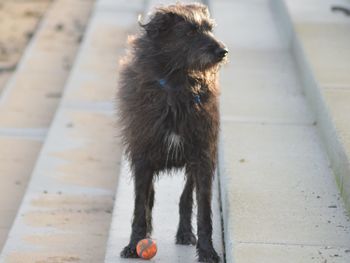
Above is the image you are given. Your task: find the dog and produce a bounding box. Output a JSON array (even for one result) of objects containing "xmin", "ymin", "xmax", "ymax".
[{"xmin": 117, "ymin": 3, "xmax": 227, "ymax": 262}]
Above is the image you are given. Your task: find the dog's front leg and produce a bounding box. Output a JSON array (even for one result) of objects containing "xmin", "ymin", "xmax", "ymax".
[
  {"xmin": 120, "ymin": 159, "xmax": 154, "ymax": 258},
  {"xmin": 189, "ymin": 159, "xmax": 220, "ymax": 263},
  {"xmin": 176, "ymin": 174, "xmax": 197, "ymax": 245}
]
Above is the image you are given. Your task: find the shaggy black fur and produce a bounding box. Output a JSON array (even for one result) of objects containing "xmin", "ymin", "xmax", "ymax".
[{"xmin": 118, "ymin": 3, "xmax": 227, "ymax": 262}]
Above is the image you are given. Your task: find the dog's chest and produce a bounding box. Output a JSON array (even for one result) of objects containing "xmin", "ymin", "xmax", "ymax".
[
  {"xmin": 166, "ymin": 132, "xmax": 182, "ymax": 146},
  {"xmin": 164, "ymin": 132, "xmax": 183, "ymax": 161}
]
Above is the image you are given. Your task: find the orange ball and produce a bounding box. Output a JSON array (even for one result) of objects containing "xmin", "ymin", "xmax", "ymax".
[{"xmin": 136, "ymin": 238, "xmax": 157, "ymax": 260}]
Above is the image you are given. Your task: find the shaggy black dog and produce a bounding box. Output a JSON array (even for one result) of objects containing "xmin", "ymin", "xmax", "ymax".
[{"xmin": 118, "ymin": 3, "xmax": 227, "ymax": 262}]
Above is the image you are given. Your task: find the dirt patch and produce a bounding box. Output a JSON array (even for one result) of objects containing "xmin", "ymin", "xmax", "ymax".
[{"xmin": 0, "ymin": 0, "xmax": 52, "ymax": 90}]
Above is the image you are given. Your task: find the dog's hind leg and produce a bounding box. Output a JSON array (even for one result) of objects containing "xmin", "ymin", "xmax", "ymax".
[
  {"xmin": 120, "ymin": 159, "xmax": 154, "ymax": 258},
  {"xmin": 176, "ymin": 174, "xmax": 197, "ymax": 245},
  {"xmin": 146, "ymin": 183, "xmax": 155, "ymax": 237}
]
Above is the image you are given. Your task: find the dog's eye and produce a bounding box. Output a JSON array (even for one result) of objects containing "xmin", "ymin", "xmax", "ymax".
[
  {"xmin": 203, "ymin": 21, "xmax": 215, "ymax": 32},
  {"xmin": 187, "ymin": 30, "xmax": 196, "ymax": 36},
  {"xmin": 187, "ymin": 26, "xmax": 199, "ymax": 36}
]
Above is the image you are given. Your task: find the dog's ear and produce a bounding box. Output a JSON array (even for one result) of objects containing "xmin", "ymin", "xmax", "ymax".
[
  {"xmin": 185, "ymin": 3, "xmax": 210, "ymax": 17},
  {"xmin": 199, "ymin": 5, "xmax": 210, "ymax": 17},
  {"xmin": 141, "ymin": 11, "xmax": 177, "ymax": 39}
]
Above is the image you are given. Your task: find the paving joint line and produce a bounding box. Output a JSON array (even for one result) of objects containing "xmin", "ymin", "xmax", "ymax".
[
  {"xmin": 236, "ymin": 240, "xmax": 350, "ymax": 249},
  {"xmin": 0, "ymin": 128, "xmax": 47, "ymax": 140},
  {"xmin": 323, "ymin": 85, "xmax": 350, "ymax": 91},
  {"xmin": 63, "ymin": 102, "xmax": 114, "ymax": 113},
  {"xmin": 221, "ymin": 117, "xmax": 316, "ymax": 127}
]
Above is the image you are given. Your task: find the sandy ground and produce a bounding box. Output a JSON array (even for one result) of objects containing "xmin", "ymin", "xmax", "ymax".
[{"xmin": 0, "ymin": 0, "xmax": 52, "ymax": 92}]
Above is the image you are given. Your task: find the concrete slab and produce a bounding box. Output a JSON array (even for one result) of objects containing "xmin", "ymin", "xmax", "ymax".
[
  {"xmin": 0, "ymin": 138, "xmax": 42, "ymax": 247},
  {"xmin": 285, "ymin": 0, "xmax": 350, "ymax": 24},
  {"xmin": 0, "ymin": 0, "xmax": 137, "ymax": 261},
  {"xmin": 0, "ymin": 0, "xmax": 96, "ymax": 128},
  {"xmin": 0, "ymin": 73, "xmax": 64, "ymax": 128},
  {"xmin": 0, "ymin": 0, "xmax": 51, "ymax": 94},
  {"xmin": 0, "ymin": 73, "xmax": 11, "ymax": 95},
  {"xmin": 323, "ymin": 89, "xmax": 350, "ymax": 160},
  {"xmin": 0, "ymin": 139, "xmax": 41, "ymax": 208},
  {"xmin": 0, "ymin": 0, "xmax": 96, "ymax": 251},
  {"xmin": 0, "ymin": 229, "xmax": 8, "ymax": 254},
  {"xmin": 0, "ymin": 110, "xmax": 122, "ymax": 262},
  {"xmin": 323, "ymin": 89, "xmax": 350, "ymax": 199},
  {"xmin": 33, "ymin": 0, "xmax": 94, "ymax": 51},
  {"xmin": 234, "ymin": 243, "xmax": 350, "ymax": 263},
  {"xmin": 220, "ymin": 50, "xmax": 314, "ymax": 125},
  {"xmin": 219, "ymin": 121, "xmax": 350, "ymax": 262},
  {"xmin": 63, "ymin": 11, "xmax": 140, "ymax": 107},
  {"xmin": 220, "ymin": 122, "xmax": 350, "ymax": 246},
  {"xmin": 213, "ymin": 0, "xmax": 350, "ymax": 262},
  {"xmin": 295, "ymin": 23, "xmax": 350, "ymax": 87},
  {"xmin": 281, "ymin": 0, "xmax": 350, "ymax": 210},
  {"xmin": 0, "ymin": 212, "xmax": 17, "ymax": 229},
  {"xmin": 15, "ymin": 50, "xmax": 70, "ymax": 75},
  {"xmin": 105, "ymin": 158, "xmax": 224, "ymax": 263},
  {"xmin": 213, "ymin": 0, "xmax": 286, "ymax": 50}
]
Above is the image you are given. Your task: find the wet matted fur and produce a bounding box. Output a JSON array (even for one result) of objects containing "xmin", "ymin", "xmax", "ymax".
[{"xmin": 118, "ymin": 3, "xmax": 227, "ymax": 262}]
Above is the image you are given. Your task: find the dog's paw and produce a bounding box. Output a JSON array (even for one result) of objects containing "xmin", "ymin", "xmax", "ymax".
[
  {"xmin": 198, "ymin": 248, "xmax": 220, "ymax": 263},
  {"xmin": 176, "ymin": 231, "xmax": 197, "ymax": 245},
  {"xmin": 120, "ymin": 244, "xmax": 138, "ymax": 258}
]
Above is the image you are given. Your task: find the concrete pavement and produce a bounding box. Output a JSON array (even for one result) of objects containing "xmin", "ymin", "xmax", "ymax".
[
  {"xmin": 0, "ymin": 0, "xmax": 95, "ymax": 250},
  {"xmin": 214, "ymin": 0, "xmax": 350, "ymax": 262},
  {"xmin": 282, "ymin": 0, "xmax": 350, "ymax": 213},
  {"xmin": 0, "ymin": 0, "xmax": 138, "ymax": 261},
  {"xmin": 0, "ymin": 0, "xmax": 350, "ymax": 262}
]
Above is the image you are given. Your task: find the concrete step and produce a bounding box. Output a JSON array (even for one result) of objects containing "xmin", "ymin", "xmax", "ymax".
[
  {"xmin": 278, "ymin": 0, "xmax": 350, "ymax": 212},
  {"xmin": 0, "ymin": 0, "xmax": 144, "ymax": 261},
  {"xmin": 0, "ymin": 0, "xmax": 95, "ymax": 251},
  {"xmin": 212, "ymin": 0, "xmax": 350, "ymax": 262},
  {"xmin": 2, "ymin": 0, "xmax": 349, "ymax": 262}
]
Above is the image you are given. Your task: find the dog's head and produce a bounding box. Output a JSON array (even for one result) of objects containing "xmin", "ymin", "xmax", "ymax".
[{"xmin": 140, "ymin": 3, "xmax": 228, "ymax": 71}]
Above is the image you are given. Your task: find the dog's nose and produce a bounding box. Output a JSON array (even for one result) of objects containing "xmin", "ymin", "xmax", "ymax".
[{"xmin": 215, "ymin": 47, "xmax": 228, "ymax": 59}]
